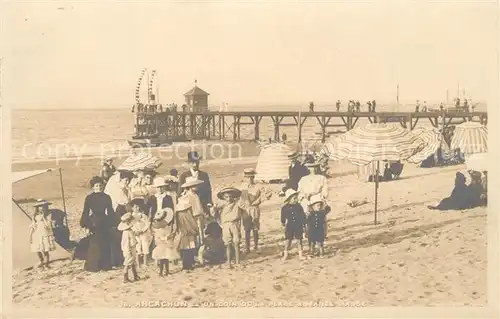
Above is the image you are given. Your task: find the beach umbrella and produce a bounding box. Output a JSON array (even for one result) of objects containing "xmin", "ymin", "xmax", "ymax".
[
  {"xmin": 321, "ymin": 123, "xmax": 425, "ymax": 224},
  {"xmin": 118, "ymin": 152, "xmax": 162, "ymax": 171},
  {"xmin": 406, "ymin": 128, "xmax": 443, "ymax": 164},
  {"xmin": 255, "ymin": 143, "xmax": 292, "ymax": 182},
  {"xmin": 466, "ymin": 153, "xmax": 487, "ymax": 172},
  {"xmin": 450, "ymin": 121, "xmax": 487, "ymax": 154}
]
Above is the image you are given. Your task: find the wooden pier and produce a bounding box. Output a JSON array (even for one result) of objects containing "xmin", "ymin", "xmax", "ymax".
[{"xmin": 134, "ymin": 110, "xmax": 488, "ymax": 143}]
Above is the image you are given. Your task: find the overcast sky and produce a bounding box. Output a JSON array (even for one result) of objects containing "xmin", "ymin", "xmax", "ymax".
[{"xmin": 2, "ymin": 1, "xmax": 498, "ymax": 109}]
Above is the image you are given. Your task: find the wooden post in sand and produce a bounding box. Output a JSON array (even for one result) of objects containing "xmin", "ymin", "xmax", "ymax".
[
  {"xmin": 59, "ymin": 167, "xmax": 67, "ymax": 214},
  {"xmin": 374, "ymin": 161, "xmax": 380, "ymax": 225}
]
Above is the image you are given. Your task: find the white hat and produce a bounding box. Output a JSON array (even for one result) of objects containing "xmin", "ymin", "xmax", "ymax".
[
  {"xmin": 117, "ymin": 213, "xmax": 135, "ymax": 231},
  {"xmin": 153, "ymin": 207, "xmax": 174, "ymax": 223},
  {"xmin": 181, "ymin": 176, "xmax": 204, "ymax": 189},
  {"xmin": 308, "ymin": 194, "xmax": 324, "ymax": 206},
  {"xmin": 153, "ymin": 177, "xmax": 168, "ymax": 188},
  {"xmin": 283, "ymin": 189, "xmax": 298, "ymax": 203}
]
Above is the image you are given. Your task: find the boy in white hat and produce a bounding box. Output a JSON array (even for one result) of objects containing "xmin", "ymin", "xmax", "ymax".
[
  {"xmin": 180, "ymin": 176, "xmax": 205, "ymax": 246},
  {"xmin": 281, "ymin": 189, "xmax": 307, "ymax": 261},
  {"xmin": 306, "ymin": 194, "xmax": 331, "ymax": 258},
  {"xmin": 118, "ymin": 213, "xmax": 140, "ymax": 283},
  {"xmin": 212, "ymin": 187, "xmax": 245, "ymax": 268},
  {"xmin": 151, "ymin": 207, "xmax": 180, "ymax": 277}
]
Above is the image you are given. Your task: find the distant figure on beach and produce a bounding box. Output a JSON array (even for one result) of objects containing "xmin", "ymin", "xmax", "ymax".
[
  {"xmin": 422, "ymin": 101, "xmax": 428, "ymax": 112},
  {"xmin": 415, "ymin": 100, "xmax": 420, "ymax": 113},
  {"xmin": 309, "ymin": 102, "xmax": 315, "ymax": 112},
  {"xmin": 30, "ymin": 200, "xmax": 57, "ymax": 270},
  {"xmin": 336, "ymin": 100, "xmax": 341, "ymax": 112},
  {"xmin": 101, "ymin": 157, "xmax": 116, "ymax": 184},
  {"xmin": 178, "ymin": 151, "xmax": 213, "ymax": 216},
  {"xmin": 455, "ymin": 98, "xmax": 461, "ymax": 109},
  {"xmin": 282, "ymin": 133, "xmax": 287, "ymax": 144},
  {"xmin": 367, "ymin": 101, "xmax": 372, "ymax": 112},
  {"xmin": 427, "ymin": 172, "xmax": 471, "ymax": 211},
  {"xmin": 286, "ymin": 151, "xmax": 309, "ymax": 191},
  {"xmin": 440, "ymin": 103, "xmax": 444, "ymax": 112},
  {"xmin": 79, "ymin": 176, "xmax": 114, "ymax": 272}
]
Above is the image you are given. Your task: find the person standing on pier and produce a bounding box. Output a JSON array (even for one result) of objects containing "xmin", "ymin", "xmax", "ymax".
[
  {"xmin": 367, "ymin": 101, "xmax": 372, "ymax": 112},
  {"xmin": 309, "ymin": 102, "xmax": 315, "ymax": 112},
  {"xmin": 355, "ymin": 100, "xmax": 361, "ymax": 112},
  {"xmin": 178, "ymin": 151, "xmax": 213, "ymax": 215},
  {"xmin": 422, "ymin": 101, "xmax": 428, "ymax": 112},
  {"xmin": 415, "ymin": 100, "xmax": 420, "ymax": 113},
  {"xmin": 336, "ymin": 100, "xmax": 341, "ymax": 112},
  {"xmin": 372, "ymin": 100, "xmax": 377, "ymax": 112}
]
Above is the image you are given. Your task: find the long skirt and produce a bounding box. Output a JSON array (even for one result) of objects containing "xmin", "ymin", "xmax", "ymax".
[
  {"xmin": 109, "ymin": 227, "xmax": 124, "ymax": 267},
  {"xmin": 84, "ymin": 230, "xmax": 112, "ymax": 272}
]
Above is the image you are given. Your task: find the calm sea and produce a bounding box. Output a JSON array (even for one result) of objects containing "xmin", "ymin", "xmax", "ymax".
[{"xmin": 12, "ymin": 103, "xmax": 485, "ymax": 162}]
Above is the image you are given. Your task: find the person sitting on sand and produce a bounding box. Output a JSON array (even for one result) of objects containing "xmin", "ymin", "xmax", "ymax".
[
  {"xmin": 281, "ymin": 189, "xmax": 307, "ymax": 261},
  {"xmin": 30, "ymin": 200, "xmax": 57, "ymax": 270},
  {"xmin": 151, "ymin": 207, "xmax": 180, "ymax": 277},
  {"xmin": 239, "ymin": 168, "xmax": 271, "ymax": 253},
  {"xmin": 382, "ymin": 163, "xmax": 393, "ymax": 181},
  {"xmin": 179, "ymin": 177, "xmax": 205, "ymax": 246},
  {"xmin": 427, "ymin": 172, "xmax": 471, "ymax": 211},
  {"xmin": 307, "ymin": 195, "xmax": 331, "ymax": 258},
  {"xmin": 118, "ymin": 213, "xmax": 140, "ymax": 283},
  {"xmin": 467, "ymin": 171, "xmax": 484, "ymax": 208},
  {"xmin": 198, "ymin": 221, "xmax": 226, "ymax": 266},
  {"xmin": 212, "ymin": 187, "xmax": 246, "ymax": 268},
  {"xmin": 175, "ymin": 197, "xmax": 199, "ymax": 271},
  {"xmin": 130, "ymin": 198, "xmax": 153, "ymax": 268},
  {"xmin": 389, "ymin": 161, "xmax": 404, "ymax": 179}
]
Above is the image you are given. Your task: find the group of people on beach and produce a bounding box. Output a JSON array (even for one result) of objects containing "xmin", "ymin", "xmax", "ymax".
[{"xmin": 29, "ymin": 149, "xmax": 334, "ymax": 283}]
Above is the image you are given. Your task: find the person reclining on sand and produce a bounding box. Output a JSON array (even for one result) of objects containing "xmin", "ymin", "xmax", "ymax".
[
  {"xmin": 198, "ymin": 221, "xmax": 226, "ymax": 266},
  {"xmin": 427, "ymin": 172, "xmax": 472, "ymax": 211}
]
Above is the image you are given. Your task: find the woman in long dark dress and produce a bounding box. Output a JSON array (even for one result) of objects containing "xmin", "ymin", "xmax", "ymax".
[
  {"xmin": 428, "ymin": 172, "xmax": 471, "ymax": 211},
  {"xmin": 80, "ymin": 176, "xmax": 114, "ymax": 272}
]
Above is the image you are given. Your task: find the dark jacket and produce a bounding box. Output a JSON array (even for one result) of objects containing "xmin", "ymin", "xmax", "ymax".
[
  {"xmin": 177, "ymin": 170, "xmax": 213, "ymax": 207},
  {"xmin": 150, "ymin": 193, "xmax": 174, "ymax": 216},
  {"xmin": 288, "ymin": 163, "xmax": 309, "ymax": 191},
  {"xmin": 281, "ymin": 203, "xmax": 307, "ymax": 230}
]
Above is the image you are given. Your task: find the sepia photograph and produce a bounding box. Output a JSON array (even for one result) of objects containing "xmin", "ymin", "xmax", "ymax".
[{"xmin": 2, "ymin": 0, "xmax": 498, "ymax": 317}]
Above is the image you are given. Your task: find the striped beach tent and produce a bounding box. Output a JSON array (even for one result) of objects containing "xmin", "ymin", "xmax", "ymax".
[
  {"xmin": 321, "ymin": 123, "xmax": 425, "ymax": 224},
  {"xmin": 407, "ymin": 127, "xmax": 443, "ymax": 164},
  {"xmin": 118, "ymin": 152, "xmax": 162, "ymax": 171},
  {"xmin": 451, "ymin": 121, "xmax": 487, "ymax": 154},
  {"xmin": 255, "ymin": 143, "xmax": 292, "ymax": 182}
]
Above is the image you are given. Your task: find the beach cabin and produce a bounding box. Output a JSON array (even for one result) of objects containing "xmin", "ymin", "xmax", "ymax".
[{"xmin": 184, "ymin": 81, "xmax": 209, "ymax": 112}]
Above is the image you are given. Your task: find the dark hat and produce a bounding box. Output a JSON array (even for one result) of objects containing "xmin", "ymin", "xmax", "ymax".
[
  {"xmin": 187, "ymin": 151, "xmax": 202, "ymax": 163},
  {"xmin": 130, "ymin": 197, "xmax": 145, "ymax": 207},
  {"xmin": 243, "ymin": 168, "xmax": 257, "ymax": 176}
]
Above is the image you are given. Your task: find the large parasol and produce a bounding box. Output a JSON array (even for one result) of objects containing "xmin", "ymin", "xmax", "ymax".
[
  {"xmin": 406, "ymin": 127, "xmax": 443, "ymax": 164},
  {"xmin": 450, "ymin": 121, "xmax": 487, "ymax": 154},
  {"xmin": 322, "ymin": 123, "xmax": 425, "ymax": 224},
  {"xmin": 466, "ymin": 153, "xmax": 487, "ymax": 172},
  {"xmin": 118, "ymin": 152, "xmax": 163, "ymax": 171}
]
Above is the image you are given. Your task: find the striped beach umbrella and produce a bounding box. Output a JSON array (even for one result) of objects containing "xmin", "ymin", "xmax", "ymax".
[
  {"xmin": 450, "ymin": 121, "xmax": 487, "ymax": 154},
  {"xmin": 118, "ymin": 152, "xmax": 162, "ymax": 171},
  {"xmin": 322, "ymin": 123, "xmax": 425, "ymax": 166},
  {"xmin": 321, "ymin": 123, "xmax": 425, "ymax": 224},
  {"xmin": 407, "ymin": 128, "xmax": 443, "ymax": 164},
  {"xmin": 255, "ymin": 143, "xmax": 292, "ymax": 182}
]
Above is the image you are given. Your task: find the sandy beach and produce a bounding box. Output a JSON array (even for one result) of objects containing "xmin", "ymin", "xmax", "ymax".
[{"xmin": 11, "ymin": 143, "xmax": 487, "ymax": 307}]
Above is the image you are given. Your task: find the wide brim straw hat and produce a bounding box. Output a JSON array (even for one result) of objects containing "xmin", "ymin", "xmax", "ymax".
[
  {"xmin": 117, "ymin": 213, "xmax": 135, "ymax": 231},
  {"xmin": 153, "ymin": 177, "xmax": 168, "ymax": 188},
  {"xmin": 217, "ymin": 187, "xmax": 242, "ymax": 200},
  {"xmin": 283, "ymin": 189, "xmax": 298, "ymax": 203},
  {"xmin": 33, "ymin": 199, "xmax": 52, "ymax": 208},
  {"xmin": 154, "ymin": 207, "xmax": 174, "ymax": 223},
  {"xmin": 181, "ymin": 178, "xmax": 204, "ymax": 189},
  {"xmin": 308, "ymin": 194, "xmax": 324, "ymax": 206}
]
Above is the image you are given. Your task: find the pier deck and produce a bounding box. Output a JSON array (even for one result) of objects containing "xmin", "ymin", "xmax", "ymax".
[{"xmin": 133, "ymin": 110, "xmax": 487, "ymax": 143}]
